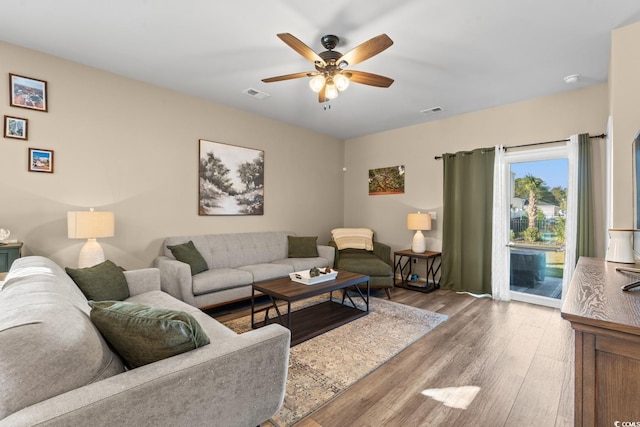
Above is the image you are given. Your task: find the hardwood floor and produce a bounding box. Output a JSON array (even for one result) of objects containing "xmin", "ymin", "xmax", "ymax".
[{"xmin": 211, "ymin": 287, "xmax": 574, "ymax": 427}]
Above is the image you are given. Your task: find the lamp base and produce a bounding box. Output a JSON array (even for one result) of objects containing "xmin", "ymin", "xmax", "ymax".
[
  {"xmin": 78, "ymin": 238, "xmax": 105, "ymax": 268},
  {"xmin": 605, "ymin": 229, "xmax": 636, "ymax": 264},
  {"xmin": 411, "ymin": 230, "xmax": 426, "ymax": 253}
]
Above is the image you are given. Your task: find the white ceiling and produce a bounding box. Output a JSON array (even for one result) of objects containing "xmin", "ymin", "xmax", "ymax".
[{"xmin": 2, "ymin": 0, "xmax": 640, "ymax": 140}]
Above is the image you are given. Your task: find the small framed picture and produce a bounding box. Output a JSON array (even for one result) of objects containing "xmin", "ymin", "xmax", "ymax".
[
  {"xmin": 28, "ymin": 148, "xmax": 54, "ymax": 173},
  {"xmin": 10, "ymin": 73, "xmax": 48, "ymax": 112},
  {"xmin": 4, "ymin": 115, "xmax": 28, "ymax": 140}
]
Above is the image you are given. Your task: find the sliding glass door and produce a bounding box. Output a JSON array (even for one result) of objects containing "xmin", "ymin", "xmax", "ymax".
[{"xmin": 503, "ymin": 147, "xmax": 571, "ymax": 308}]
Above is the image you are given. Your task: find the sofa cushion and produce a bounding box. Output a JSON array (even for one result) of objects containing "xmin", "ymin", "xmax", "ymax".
[
  {"xmin": 192, "ymin": 268, "xmax": 254, "ymax": 295},
  {"xmin": 167, "ymin": 240, "xmax": 209, "ymax": 275},
  {"xmin": 272, "ymin": 256, "xmax": 331, "ymax": 272},
  {"xmin": 126, "ymin": 290, "xmax": 237, "ymax": 341},
  {"xmin": 164, "ymin": 232, "xmax": 291, "ymax": 269},
  {"xmin": 287, "ymin": 236, "xmax": 319, "ymax": 258},
  {"xmin": 89, "ymin": 300, "xmax": 210, "ymax": 369},
  {"xmin": 337, "ymin": 248, "xmax": 377, "ymax": 257},
  {"xmin": 239, "ymin": 263, "xmax": 294, "ymax": 282},
  {"xmin": 5, "ymin": 256, "xmax": 91, "ymax": 314},
  {"xmin": 0, "ymin": 268, "xmax": 125, "ymax": 419},
  {"xmin": 338, "ymin": 257, "xmax": 392, "ymax": 277},
  {"xmin": 66, "ymin": 260, "xmax": 130, "ymax": 301}
]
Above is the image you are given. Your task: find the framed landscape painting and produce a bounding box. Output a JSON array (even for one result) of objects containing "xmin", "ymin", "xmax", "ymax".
[
  {"xmin": 199, "ymin": 139, "xmax": 264, "ymax": 215},
  {"xmin": 369, "ymin": 165, "xmax": 405, "ymax": 195},
  {"xmin": 4, "ymin": 115, "xmax": 28, "ymax": 140},
  {"xmin": 28, "ymin": 148, "xmax": 54, "ymax": 173},
  {"xmin": 10, "ymin": 74, "xmax": 48, "ymax": 112}
]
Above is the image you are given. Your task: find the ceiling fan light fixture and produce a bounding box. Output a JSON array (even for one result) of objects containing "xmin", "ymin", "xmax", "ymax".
[
  {"xmin": 325, "ymin": 83, "xmax": 339, "ymax": 100},
  {"xmin": 263, "ymin": 33, "xmax": 394, "ymax": 103},
  {"xmin": 333, "ymin": 73, "xmax": 350, "ymax": 91},
  {"xmin": 309, "ymin": 74, "xmax": 326, "ymax": 92}
]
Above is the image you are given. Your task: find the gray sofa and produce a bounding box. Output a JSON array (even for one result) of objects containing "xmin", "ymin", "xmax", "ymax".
[
  {"xmin": 154, "ymin": 231, "xmax": 335, "ymax": 309},
  {"xmin": 0, "ymin": 256, "xmax": 290, "ymax": 427}
]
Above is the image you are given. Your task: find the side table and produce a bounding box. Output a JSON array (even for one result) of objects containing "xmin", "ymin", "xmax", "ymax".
[
  {"xmin": 393, "ymin": 249, "xmax": 441, "ymax": 293},
  {"xmin": 0, "ymin": 242, "xmax": 23, "ymax": 273}
]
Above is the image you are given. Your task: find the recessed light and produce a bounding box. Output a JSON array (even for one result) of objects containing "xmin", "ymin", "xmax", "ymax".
[{"xmin": 563, "ymin": 74, "xmax": 580, "ymax": 84}]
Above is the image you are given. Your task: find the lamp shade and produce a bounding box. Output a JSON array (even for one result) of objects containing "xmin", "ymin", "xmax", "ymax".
[
  {"xmin": 325, "ymin": 81, "xmax": 339, "ymax": 100},
  {"xmin": 68, "ymin": 211, "xmax": 114, "ymax": 239},
  {"xmin": 309, "ymin": 74, "xmax": 325, "ymax": 93},
  {"xmin": 407, "ymin": 213, "xmax": 432, "ymax": 231},
  {"xmin": 333, "ymin": 73, "xmax": 350, "ymax": 91}
]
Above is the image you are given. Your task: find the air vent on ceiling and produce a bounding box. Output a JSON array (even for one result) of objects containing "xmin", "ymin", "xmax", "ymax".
[
  {"xmin": 420, "ymin": 106, "xmax": 444, "ymax": 115},
  {"xmin": 243, "ymin": 88, "xmax": 270, "ymax": 100}
]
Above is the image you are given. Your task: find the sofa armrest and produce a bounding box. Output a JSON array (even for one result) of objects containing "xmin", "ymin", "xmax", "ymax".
[
  {"xmin": 328, "ymin": 240, "xmax": 339, "ymax": 268},
  {"xmin": 123, "ymin": 268, "xmax": 161, "ymax": 296},
  {"xmin": 152, "ymin": 256, "xmax": 195, "ymax": 306},
  {"xmin": 373, "ymin": 242, "xmax": 392, "ymax": 266},
  {"xmin": 3, "ymin": 324, "xmax": 291, "ymax": 427},
  {"xmin": 317, "ymin": 244, "xmax": 335, "ymax": 268}
]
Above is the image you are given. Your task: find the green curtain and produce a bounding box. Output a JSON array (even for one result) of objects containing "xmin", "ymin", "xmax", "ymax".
[
  {"xmin": 441, "ymin": 147, "xmax": 495, "ymax": 294},
  {"xmin": 576, "ymin": 133, "xmax": 595, "ymax": 258}
]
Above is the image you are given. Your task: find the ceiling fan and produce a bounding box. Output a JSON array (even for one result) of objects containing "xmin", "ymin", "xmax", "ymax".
[{"xmin": 262, "ymin": 33, "xmax": 394, "ymax": 102}]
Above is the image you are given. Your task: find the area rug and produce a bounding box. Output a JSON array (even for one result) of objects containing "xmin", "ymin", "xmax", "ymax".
[{"xmin": 223, "ymin": 296, "xmax": 448, "ymax": 426}]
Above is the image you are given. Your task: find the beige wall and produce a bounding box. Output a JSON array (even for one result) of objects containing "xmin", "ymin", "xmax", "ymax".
[
  {"xmin": 0, "ymin": 36, "xmax": 621, "ymax": 272},
  {"xmin": 344, "ymin": 84, "xmax": 610, "ymax": 257},
  {"xmin": 610, "ymin": 21, "xmax": 640, "ymax": 228},
  {"xmin": 0, "ymin": 41, "xmax": 344, "ymax": 269}
]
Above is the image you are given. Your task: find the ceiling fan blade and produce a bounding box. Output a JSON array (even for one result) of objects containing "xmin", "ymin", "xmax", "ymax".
[
  {"xmin": 338, "ymin": 34, "xmax": 393, "ymax": 66},
  {"xmin": 318, "ymin": 85, "xmax": 327, "ymax": 103},
  {"xmin": 277, "ymin": 33, "xmax": 325, "ymax": 66},
  {"xmin": 347, "ymin": 70, "xmax": 394, "ymax": 87},
  {"xmin": 262, "ymin": 71, "xmax": 313, "ymax": 83}
]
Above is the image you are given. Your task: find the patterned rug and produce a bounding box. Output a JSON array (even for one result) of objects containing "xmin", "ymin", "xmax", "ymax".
[{"xmin": 223, "ymin": 296, "xmax": 448, "ymax": 426}]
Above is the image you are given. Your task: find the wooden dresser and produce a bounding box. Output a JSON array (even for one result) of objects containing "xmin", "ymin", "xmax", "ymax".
[{"xmin": 561, "ymin": 257, "xmax": 640, "ymax": 426}]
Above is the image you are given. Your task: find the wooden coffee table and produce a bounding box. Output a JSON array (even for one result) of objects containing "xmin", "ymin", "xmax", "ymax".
[{"xmin": 251, "ymin": 270, "xmax": 370, "ymax": 346}]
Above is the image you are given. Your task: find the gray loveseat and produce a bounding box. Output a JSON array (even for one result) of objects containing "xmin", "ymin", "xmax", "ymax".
[
  {"xmin": 0, "ymin": 256, "xmax": 290, "ymax": 427},
  {"xmin": 154, "ymin": 231, "xmax": 335, "ymax": 309}
]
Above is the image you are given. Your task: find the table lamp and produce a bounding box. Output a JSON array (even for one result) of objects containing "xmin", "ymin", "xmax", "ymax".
[
  {"xmin": 407, "ymin": 212, "xmax": 431, "ymax": 253},
  {"xmin": 67, "ymin": 209, "xmax": 114, "ymax": 268}
]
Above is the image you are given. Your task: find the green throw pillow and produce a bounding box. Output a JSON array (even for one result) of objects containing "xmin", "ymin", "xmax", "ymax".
[
  {"xmin": 88, "ymin": 301, "xmax": 210, "ymax": 369},
  {"xmin": 167, "ymin": 240, "xmax": 208, "ymax": 275},
  {"xmin": 66, "ymin": 260, "xmax": 130, "ymax": 301},
  {"xmin": 288, "ymin": 236, "xmax": 319, "ymax": 258}
]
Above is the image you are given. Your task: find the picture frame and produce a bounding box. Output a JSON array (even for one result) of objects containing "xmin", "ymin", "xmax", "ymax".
[
  {"xmin": 28, "ymin": 148, "xmax": 54, "ymax": 173},
  {"xmin": 9, "ymin": 73, "xmax": 48, "ymax": 112},
  {"xmin": 369, "ymin": 165, "xmax": 405, "ymax": 195},
  {"xmin": 4, "ymin": 115, "xmax": 28, "ymax": 140},
  {"xmin": 199, "ymin": 139, "xmax": 264, "ymax": 215}
]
